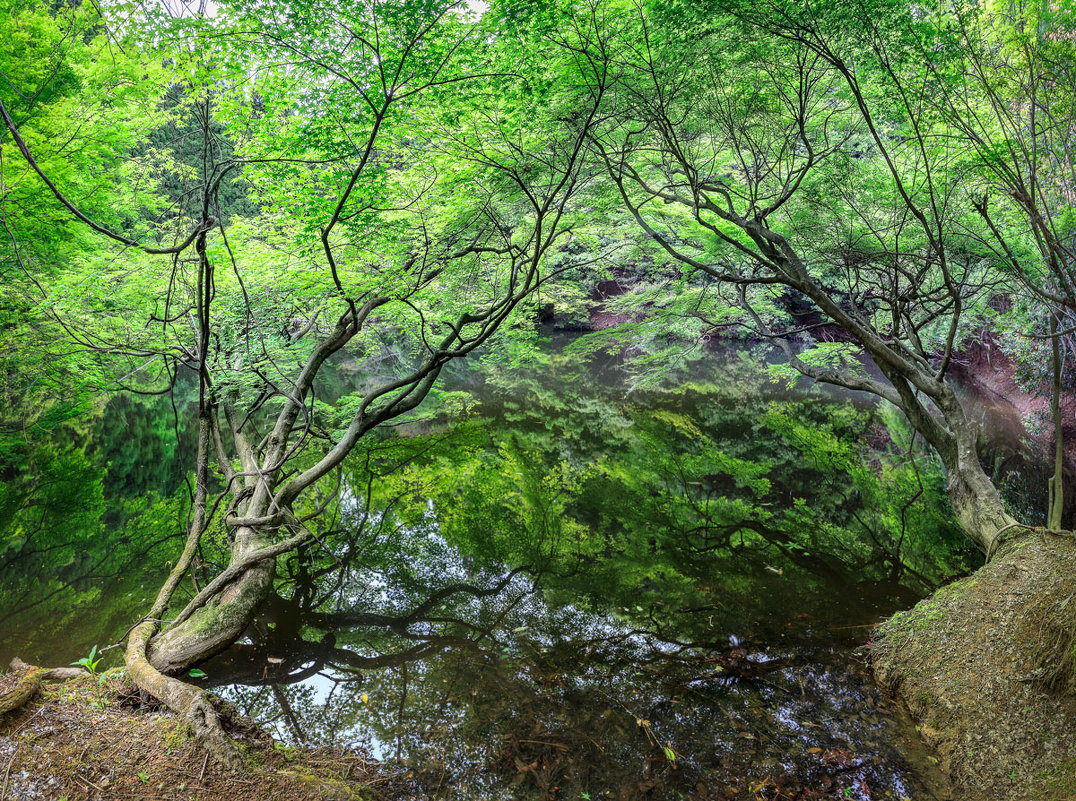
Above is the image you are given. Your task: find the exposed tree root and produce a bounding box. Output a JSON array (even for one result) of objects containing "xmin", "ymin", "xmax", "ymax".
[
  {"xmin": 106, "ymin": 415, "xmax": 244, "ymax": 772},
  {"xmin": 1, "ymin": 658, "xmax": 84, "ymax": 718},
  {"xmin": 126, "ymin": 620, "xmax": 245, "ymax": 772}
]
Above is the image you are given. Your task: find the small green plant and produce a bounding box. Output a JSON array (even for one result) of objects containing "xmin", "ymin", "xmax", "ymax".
[
  {"xmin": 188, "ymin": 668, "xmax": 207, "ymax": 679},
  {"xmin": 71, "ymin": 645, "xmax": 102, "ymax": 676},
  {"xmin": 663, "ymin": 742, "xmax": 677, "ymax": 766}
]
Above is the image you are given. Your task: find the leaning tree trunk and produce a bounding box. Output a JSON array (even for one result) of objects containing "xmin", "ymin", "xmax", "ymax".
[
  {"xmin": 146, "ymin": 524, "xmax": 277, "ymax": 675},
  {"xmin": 123, "ymin": 414, "xmax": 248, "ymax": 770},
  {"xmin": 941, "ymin": 430, "xmax": 1018, "ymax": 558},
  {"xmin": 869, "ymin": 357, "xmax": 1019, "ymax": 557},
  {"xmin": 921, "ymin": 384, "xmax": 1019, "ymax": 557}
]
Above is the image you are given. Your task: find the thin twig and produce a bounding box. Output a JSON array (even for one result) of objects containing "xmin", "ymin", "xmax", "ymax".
[
  {"xmin": 0, "ymin": 742, "xmax": 18, "ymax": 800},
  {"xmin": 75, "ymin": 773, "xmax": 104, "ymax": 792}
]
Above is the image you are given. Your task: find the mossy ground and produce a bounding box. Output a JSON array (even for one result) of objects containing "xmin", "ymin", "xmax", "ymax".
[
  {"xmin": 871, "ymin": 531, "xmax": 1076, "ymax": 801},
  {"xmin": 0, "ymin": 673, "xmax": 391, "ymax": 800}
]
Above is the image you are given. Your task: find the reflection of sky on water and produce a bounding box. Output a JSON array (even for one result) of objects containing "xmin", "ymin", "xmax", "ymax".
[{"xmin": 219, "ymin": 507, "xmax": 938, "ymax": 800}]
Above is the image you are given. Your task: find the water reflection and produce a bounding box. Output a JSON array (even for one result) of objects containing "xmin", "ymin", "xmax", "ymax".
[
  {"xmin": 1, "ymin": 352, "xmax": 964, "ymax": 799},
  {"xmin": 193, "ymin": 355, "xmax": 965, "ymax": 799},
  {"xmin": 210, "ymin": 506, "xmax": 943, "ymax": 800}
]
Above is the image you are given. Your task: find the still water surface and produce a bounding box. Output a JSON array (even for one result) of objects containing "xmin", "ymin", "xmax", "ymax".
[{"xmin": 4, "ymin": 350, "xmax": 982, "ymax": 799}]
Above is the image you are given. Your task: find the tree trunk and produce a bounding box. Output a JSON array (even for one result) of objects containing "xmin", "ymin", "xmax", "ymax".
[
  {"xmin": 147, "ymin": 525, "xmax": 276, "ymax": 675},
  {"xmin": 870, "ymin": 364, "xmax": 1018, "ymax": 558},
  {"xmin": 123, "ymin": 413, "xmax": 246, "ymax": 770},
  {"xmin": 934, "ymin": 392, "xmax": 1018, "ymax": 557},
  {"xmin": 945, "ymin": 453, "xmax": 1017, "ymax": 558},
  {"xmin": 1048, "ymin": 314, "xmax": 1065, "ymax": 530}
]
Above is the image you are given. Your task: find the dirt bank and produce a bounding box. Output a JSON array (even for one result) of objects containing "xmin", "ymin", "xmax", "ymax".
[
  {"xmin": 0, "ymin": 671, "xmax": 389, "ymax": 800},
  {"xmin": 950, "ymin": 337, "xmax": 1076, "ymax": 526},
  {"xmin": 871, "ymin": 530, "xmax": 1076, "ymax": 801}
]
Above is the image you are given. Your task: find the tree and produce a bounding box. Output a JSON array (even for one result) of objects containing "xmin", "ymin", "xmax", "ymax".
[
  {"xmin": 576, "ymin": 0, "xmax": 1059, "ymax": 555},
  {"xmin": 566, "ymin": 2, "xmax": 1076, "ymax": 796},
  {"xmin": 6, "ymin": 0, "xmax": 1070, "ymax": 779},
  {"xmin": 1, "ymin": 0, "xmax": 609, "ymax": 764},
  {"xmin": 877, "ymin": 0, "xmax": 1076, "ymax": 529}
]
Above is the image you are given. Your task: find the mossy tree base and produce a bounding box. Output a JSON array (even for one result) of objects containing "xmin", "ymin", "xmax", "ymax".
[{"xmin": 871, "ymin": 530, "xmax": 1076, "ymax": 801}]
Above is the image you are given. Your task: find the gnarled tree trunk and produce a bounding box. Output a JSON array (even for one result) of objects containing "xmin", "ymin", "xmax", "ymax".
[
  {"xmin": 147, "ymin": 525, "xmax": 276, "ymax": 675},
  {"xmin": 943, "ymin": 447, "xmax": 1017, "ymax": 558},
  {"xmin": 122, "ymin": 414, "xmax": 247, "ymax": 770},
  {"xmin": 929, "ymin": 394, "xmax": 1018, "ymax": 557}
]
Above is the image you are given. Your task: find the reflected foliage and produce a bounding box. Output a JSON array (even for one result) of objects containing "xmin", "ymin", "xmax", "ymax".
[
  {"xmin": 391, "ymin": 351, "xmax": 976, "ymax": 601},
  {"xmin": 0, "ymin": 344, "xmax": 975, "ymax": 798},
  {"xmin": 218, "ymin": 499, "xmax": 939, "ymax": 800},
  {"xmin": 0, "ymin": 398, "xmax": 191, "ymax": 665},
  {"xmin": 204, "ymin": 349, "xmax": 968, "ymax": 799},
  {"xmin": 92, "ymin": 390, "xmax": 196, "ymax": 501}
]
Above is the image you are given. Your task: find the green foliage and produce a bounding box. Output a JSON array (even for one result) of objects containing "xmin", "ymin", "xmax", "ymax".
[
  {"xmin": 70, "ymin": 644, "xmax": 102, "ymax": 676},
  {"xmin": 0, "ymin": 0, "xmax": 1054, "ymax": 699}
]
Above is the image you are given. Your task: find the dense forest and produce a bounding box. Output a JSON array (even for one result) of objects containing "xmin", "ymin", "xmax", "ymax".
[{"xmin": 1, "ymin": 0, "xmax": 1076, "ymax": 799}]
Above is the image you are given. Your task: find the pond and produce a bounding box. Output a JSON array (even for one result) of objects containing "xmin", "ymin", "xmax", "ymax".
[{"xmin": 1, "ymin": 344, "xmax": 984, "ymax": 799}]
